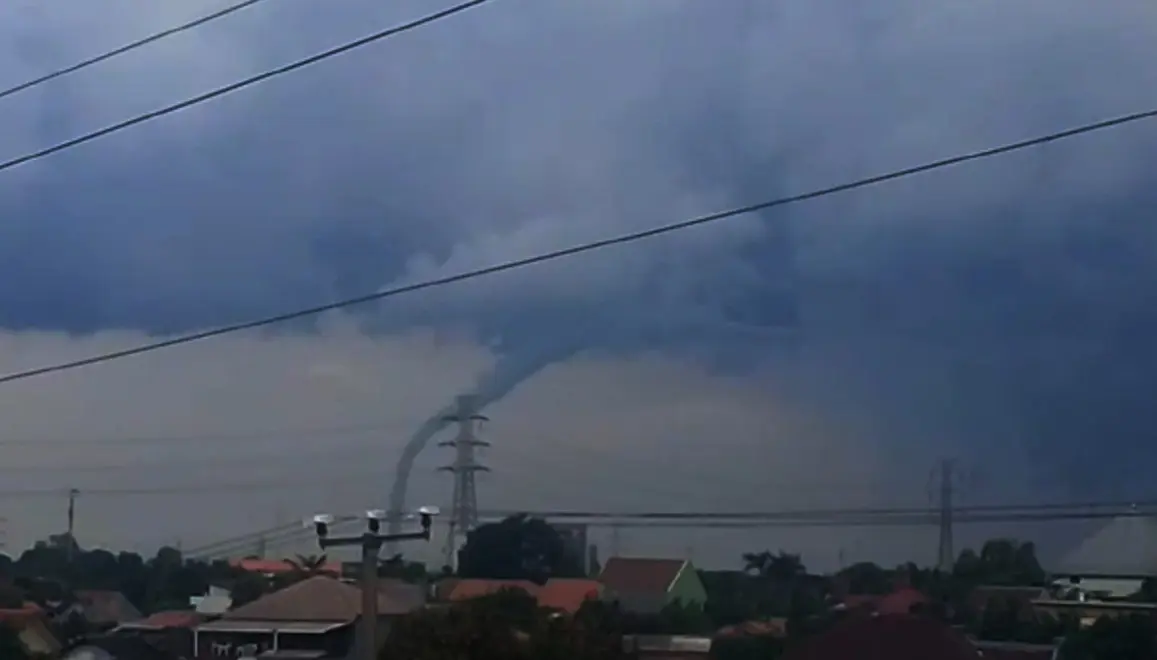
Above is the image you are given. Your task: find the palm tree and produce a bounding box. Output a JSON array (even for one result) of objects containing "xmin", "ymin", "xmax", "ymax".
[{"xmin": 283, "ymin": 554, "xmax": 330, "ymax": 583}]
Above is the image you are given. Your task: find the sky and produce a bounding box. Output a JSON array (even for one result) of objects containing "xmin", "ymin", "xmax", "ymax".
[{"xmin": 0, "ymin": 0, "xmax": 1154, "ymax": 569}]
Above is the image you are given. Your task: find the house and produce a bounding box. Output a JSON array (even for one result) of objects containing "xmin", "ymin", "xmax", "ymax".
[
  {"xmin": 71, "ymin": 590, "xmax": 144, "ymax": 631},
  {"xmin": 1035, "ymin": 513, "xmax": 1157, "ymax": 625},
  {"xmin": 0, "ymin": 600, "xmax": 63, "ymax": 657},
  {"xmin": 598, "ymin": 557, "xmax": 707, "ymax": 615},
  {"xmin": 192, "ymin": 575, "xmax": 422, "ymax": 659},
  {"xmin": 622, "ymin": 635, "xmax": 712, "ymax": 660},
  {"xmin": 61, "ymin": 635, "xmax": 173, "ymax": 660},
  {"xmin": 971, "ymin": 639, "xmax": 1059, "ymax": 659},
  {"xmin": 444, "ymin": 578, "xmax": 603, "ymax": 614},
  {"xmin": 781, "ymin": 614, "xmax": 980, "ymax": 660},
  {"xmin": 835, "ymin": 586, "xmax": 929, "ymax": 616},
  {"xmin": 113, "ymin": 609, "xmax": 203, "ymax": 658},
  {"xmin": 967, "ymin": 585, "xmax": 1050, "ymax": 623}
]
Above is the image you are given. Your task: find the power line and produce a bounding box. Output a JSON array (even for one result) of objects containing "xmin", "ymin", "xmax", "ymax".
[
  {"xmin": 0, "ymin": 107, "xmax": 1154, "ymax": 386},
  {"xmin": 0, "ymin": 0, "xmax": 491, "ymax": 178},
  {"xmin": 0, "ymin": 0, "xmax": 268, "ymax": 103},
  {"xmin": 0, "ymin": 417, "xmax": 406, "ymax": 448},
  {"xmin": 185, "ymin": 502, "xmax": 1157, "ymax": 555}
]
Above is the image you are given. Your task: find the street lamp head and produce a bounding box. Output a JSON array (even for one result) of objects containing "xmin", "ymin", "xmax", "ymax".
[
  {"xmin": 309, "ymin": 513, "xmax": 334, "ymax": 539},
  {"xmin": 365, "ymin": 509, "xmax": 388, "ymax": 533},
  {"xmin": 417, "ymin": 505, "xmax": 440, "ymax": 534}
]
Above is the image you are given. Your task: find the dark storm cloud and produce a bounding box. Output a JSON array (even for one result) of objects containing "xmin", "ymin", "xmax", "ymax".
[{"xmin": 0, "ymin": 0, "xmax": 1155, "ymax": 497}]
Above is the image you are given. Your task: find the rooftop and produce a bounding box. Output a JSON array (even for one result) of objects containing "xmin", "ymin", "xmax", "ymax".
[
  {"xmin": 598, "ymin": 557, "xmax": 688, "ymax": 594},
  {"xmin": 1053, "ymin": 514, "xmax": 1157, "ymax": 577},
  {"xmin": 782, "ymin": 614, "xmax": 979, "ymax": 660},
  {"xmin": 223, "ymin": 576, "xmax": 420, "ymax": 622}
]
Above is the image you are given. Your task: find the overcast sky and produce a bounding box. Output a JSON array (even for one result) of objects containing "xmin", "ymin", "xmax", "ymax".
[{"xmin": 0, "ymin": 0, "xmax": 1154, "ymax": 570}]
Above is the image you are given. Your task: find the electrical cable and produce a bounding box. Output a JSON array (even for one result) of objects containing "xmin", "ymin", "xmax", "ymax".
[
  {"xmin": 0, "ymin": 0, "xmax": 268, "ymax": 103},
  {"xmin": 0, "ymin": 417, "xmax": 406, "ymax": 448},
  {"xmin": 183, "ymin": 504, "xmax": 1157, "ymax": 558},
  {"xmin": 0, "ymin": 107, "xmax": 1153, "ymax": 386},
  {"xmin": 0, "ymin": 0, "xmax": 492, "ymax": 178}
]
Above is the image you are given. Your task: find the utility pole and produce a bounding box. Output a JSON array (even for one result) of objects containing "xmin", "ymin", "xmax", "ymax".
[
  {"xmin": 309, "ymin": 507, "xmax": 439, "ymax": 660},
  {"xmin": 66, "ymin": 488, "xmax": 79, "ymax": 562},
  {"xmin": 610, "ymin": 524, "xmax": 623, "ymax": 557}
]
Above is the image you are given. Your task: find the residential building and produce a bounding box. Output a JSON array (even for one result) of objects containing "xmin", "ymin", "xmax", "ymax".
[
  {"xmin": 598, "ymin": 557, "xmax": 707, "ymax": 615},
  {"xmin": 781, "ymin": 614, "xmax": 980, "ymax": 660},
  {"xmin": 192, "ymin": 575, "xmax": 422, "ymax": 659},
  {"xmin": 623, "ymin": 634, "xmax": 712, "ymax": 660},
  {"xmin": 61, "ymin": 636, "xmax": 172, "ymax": 660},
  {"xmin": 113, "ymin": 609, "xmax": 203, "ymax": 658},
  {"xmin": 971, "ymin": 639, "xmax": 1059, "ymax": 659},
  {"xmin": 444, "ymin": 577, "xmax": 603, "ymax": 614},
  {"xmin": 967, "ymin": 585, "xmax": 1050, "ymax": 623},
  {"xmin": 70, "ymin": 590, "xmax": 144, "ymax": 632},
  {"xmin": 0, "ymin": 600, "xmax": 62, "ymax": 657},
  {"xmin": 1035, "ymin": 513, "xmax": 1157, "ymax": 624},
  {"xmin": 836, "ymin": 586, "xmax": 929, "ymax": 616}
]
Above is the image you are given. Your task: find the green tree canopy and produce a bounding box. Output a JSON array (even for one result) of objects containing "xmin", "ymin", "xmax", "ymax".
[
  {"xmin": 382, "ymin": 590, "xmax": 625, "ymax": 660},
  {"xmin": 457, "ymin": 515, "xmax": 584, "ymax": 582},
  {"xmin": 742, "ymin": 551, "xmax": 806, "ymax": 581}
]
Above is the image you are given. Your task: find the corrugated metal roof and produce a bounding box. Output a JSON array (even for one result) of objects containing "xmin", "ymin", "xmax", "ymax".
[
  {"xmin": 196, "ymin": 619, "xmax": 348, "ymax": 634},
  {"xmin": 1053, "ymin": 515, "xmax": 1157, "ymax": 577}
]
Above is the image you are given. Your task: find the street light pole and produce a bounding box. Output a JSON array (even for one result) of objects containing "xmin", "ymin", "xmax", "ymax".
[{"xmin": 309, "ymin": 506, "xmax": 439, "ymax": 660}]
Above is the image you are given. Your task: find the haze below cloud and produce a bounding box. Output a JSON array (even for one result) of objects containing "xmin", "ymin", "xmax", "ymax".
[{"xmin": 0, "ymin": 0, "xmax": 1154, "ymax": 568}]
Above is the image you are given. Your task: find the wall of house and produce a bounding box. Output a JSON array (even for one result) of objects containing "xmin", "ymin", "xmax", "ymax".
[
  {"xmin": 197, "ymin": 628, "xmax": 356, "ymax": 659},
  {"xmin": 616, "ymin": 591, "xmax": 669, "ymax": 615},
  {"xmin": 666, "ymin": 565, "xmax": 708, "ymax": 610}
]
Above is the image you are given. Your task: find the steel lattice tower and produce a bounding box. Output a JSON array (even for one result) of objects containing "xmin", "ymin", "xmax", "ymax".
[{"xmin": 438, "ymin": 394, "xmax": 490, "ymax": 569}]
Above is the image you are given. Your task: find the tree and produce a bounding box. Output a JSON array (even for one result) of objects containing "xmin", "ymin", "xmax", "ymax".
[
  {"xmin": 1061, "ymin": 615, "xmax": 1157, "ymax": 659},
  {"xmin": 457, "ymin": 515, "xmax": 584, "ymax": 582},
  {"xmin": 380, "ymin": 554, "xmax": 428, "ymax": 582},
  {"xmin": 954, "ymin": 540, "xmax": 1044, "ymax": 587},
  {"xmin": 0, "ymin": 623, "xmax": 28, "ymax": 660},
  {"xmin": 835, "ymin": 562, "xmax": 891, "ymax": 595},
  {"xmin": 742, "ymin": 551, "xmax": 806, "ymax": 581},
  {"xmin": 382, "ymin": 591, "xmax": 627, "ymax": 660}
]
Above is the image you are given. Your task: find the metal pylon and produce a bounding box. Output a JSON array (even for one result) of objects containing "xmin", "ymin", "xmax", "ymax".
[{"xmin": 438, "ymin": 394, "xmax": 490, "ymax": 569}]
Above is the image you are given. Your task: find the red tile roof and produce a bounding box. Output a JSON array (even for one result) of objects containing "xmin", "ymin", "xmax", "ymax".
[
  {"xmin": 599, "ymin": 557, "xmax": 687, "ymax": 594},
  {"xmin": 446, "ymin": 579, "xmax": 538, "ymax": 601},
  {"xmin": 875, "ymin": 588, "xmax": 928, "ymax": 615},
  {"xmin": 782, "ymin": 614, "xmax": 979, "ymax": 660},
  {"xmin": 0, "ymin": 602, "xmax": 44, "ymax": 623},
  {"xmin": 446, "ymin": 578, "xmax": 602, "ymax": 614},
  {"xmin": 536, "ymin": 579, "xmax": 602, "ymax": 614}
]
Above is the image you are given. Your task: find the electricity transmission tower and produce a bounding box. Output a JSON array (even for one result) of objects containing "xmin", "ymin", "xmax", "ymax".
[
  {"xmin": 438, "ymin": 394, "xmax": 490, "ymax": 569},
  {"xmin": 928, "ymin": 459, "xmax": 971, "ymax": 572}
]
